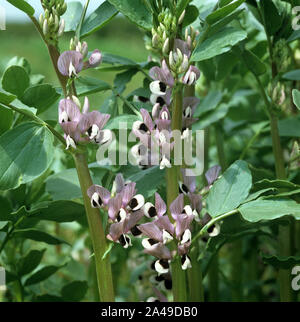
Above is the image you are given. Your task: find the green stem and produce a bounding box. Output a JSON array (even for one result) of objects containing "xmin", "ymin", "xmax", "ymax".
[
  {"xmin": 73, "ymin": 151, "xmax": 114, "ymax": 302},
  {"xmin": 254, "ymin": 75, "xmax": 292, "ymax": 301},
  {"xmin": 184, "ymin": 85, "xmax": 204, "ymax": 302},
  {"xmin": 166, "ymin": 86, "xmax": 187, "ymax": 302},
  {"xmin": 29, "ymin": 16, "xmax": 68, "ymax": 96},
  {"xmin": 230, "ymin": 239, "xmax": 243, "ymax": 301}
]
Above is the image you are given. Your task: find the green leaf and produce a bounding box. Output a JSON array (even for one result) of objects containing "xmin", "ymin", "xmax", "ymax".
[
  {"xmin": 254, "ymin": 179, "xmax": 300, "ymax": 191},
  {"xmin": 106, "ymin": 114, "xmax": 141, "ymax": 130},
  {"xmin": 75, "ymin": 76, "xmax": 111, "ymax": 96},
  {"xmin": 2, "ymin": 65, "xmax": 30, "ymax": 98},
  {"xmin": 46, "ymin": 169, "xmax": 82, "ymax": 201},
  {"xmin": 260, "ymin": 0, "xmax": 282, "ymax": 36},
  {"xmin": 24, "ymin": 264, "xmax": 65, "ymax": 286},
  {"xmin": 61, "ymin": 281, "xmax": 88, "ymax": 301},
  {"xmin": 13, "ymin": 229, "xmax": 68, "ymax": 245},
  {"xmin": 4, "ymin": 99, "xmax": 37, "ymax": 118},
  {"xmin": 0, "ymin": 221, "xmax": 8, "ymax": 230},
  {"xmin": 21, "ymin": 84, "xmax": 60, "ymax": 114},
  {"xmin": 128, "ymin": 166, "xmax": 164, "ymax": 198},
  {"xmin": 283, "ymin": 69, "xmax": 300, "ymax": 80},
  {"xmin": 239, "ymin": 199, "xmax": 300, "ymax": 222},
  {"xmin": 17, "ymin": 249, "xmax": 46, "ymax": 276},
  {"xmin": 206, "ymin": 160, "xmax": 252, "ymax": 217},
  {"xmin": 0, "ymin": 87, "xmax": 17, "ymax": 105},
  {"xmin": 7, "ymin": 0, "xmax": 35, "ymax": 16},
  {"xmin": 278, "ymin": 116, "xmax": 300, "ymax": 137},
  {"xmin": 0, "ymin": 196, "xmax": 13, "ymax": 221},
  {"xmin": 29, "ymin": 200, "xmax": 85, "ymax": 223},
  {"xmin": 61, "ymin": 1, "xmax": 83, "ymax": 32},
  {"xmin": 192, "ymin": 103, "xmax": 230, "ymax": 130},
  {"xmin": 107, "ymin": 0, "xmax": 152, "ymax": 30},
  {"xmin": 6, "ymin": 56, "xmax": 31, "ymax": 74},
  {"xmin": 30, "ymin": 74, "xmax": 45, "ymax": 86},
  {"xmin": 206, "ymin": 0, "xmax": 245, "ymax": 25},
  {"xmin": 262, "ymin": 253, "xmax": 300, "ymax": 269},
  {"xmin": 102, "ymin": 53, "xmax": 137, "ymax": 67},
  {"xmin": 0, "ymin": 106, "xmax": 13, "ymax": 135},
  {"xmin": 194, "ymin": 90, "xmax": 222, "ymax": 117},
  {"xmin": 292, "ymin": 89, "xmax": 300, "ymax": 110},
  {"xmin": 81, "ymin": 1, "xmax": 118, "ymax": 38},
  {"xmin": 0, "ymin": 122, "xmax": 54, "ymax": 190},
  {"xmin": 241, "ymin": 49, "xmax": 266, "ymax": 76},
  {"xmin": 287, "ymin": 30, "xmax": 300, "ymax": 43},
  {"xmin": 192, "ymin": 27, "xmax": 247, "ymax": 62},
  {"xmin": 182, "ymin": 5, "xmax": 199, "ymax": 28}
]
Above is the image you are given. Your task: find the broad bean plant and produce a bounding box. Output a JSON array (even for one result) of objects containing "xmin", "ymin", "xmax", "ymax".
[{"xmin": 0, "ymin": 0, "xmax": 300, "ymax": 302}]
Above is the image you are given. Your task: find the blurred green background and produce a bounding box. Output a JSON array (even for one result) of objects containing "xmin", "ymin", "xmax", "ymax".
[{"xmin": 1, "ymin": 18, "xmax": 148, "ymax": 111}]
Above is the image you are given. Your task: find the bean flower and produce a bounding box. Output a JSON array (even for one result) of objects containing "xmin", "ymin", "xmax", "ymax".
[
  {"xmin": 87, "ymin": 174, "xmax": 145, "ymax": 248},
  {"xmin": 58, "ymin": 97, "xmax": 111, "ymax": 149},
  {"xmin": 57, "ymin": 45, "xmax": 102, "ymax": 78},
  {"xmin": 131, "ymin": 108, "xmax": 173, "ymax": 170}
]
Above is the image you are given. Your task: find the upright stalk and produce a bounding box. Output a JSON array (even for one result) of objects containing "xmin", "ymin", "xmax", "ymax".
[
  {"xmin": 254, "ymin": 75, "xmax": 292, "ymax": 302},
  {"xmin": 185, "ymin": 85, "xmax": 204, "ymax": 302},
  {"xmin": 166, "ymin": 86, "xmax": 187, "ymax": 302},
  {"xmin": 73, "ymin": 151, "xmax": 114, "ymax": 302}
]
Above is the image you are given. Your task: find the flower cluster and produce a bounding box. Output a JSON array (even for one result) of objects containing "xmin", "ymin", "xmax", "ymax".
[
  {"xmin": 87, "ymin": 165, "xmax": 222, "ymax": 277},
  {"xmin": 58, "ymin": 97, "xmax": 111, "ymax": 149},
  {"xmin": 88, "ymin": 174, "xmax": 146, "ymax": 248}
]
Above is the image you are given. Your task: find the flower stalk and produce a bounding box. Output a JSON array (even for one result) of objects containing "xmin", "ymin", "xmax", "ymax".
[{"xmin": 73, "ymin": 150, "xmax": 114, "ymax": 302}]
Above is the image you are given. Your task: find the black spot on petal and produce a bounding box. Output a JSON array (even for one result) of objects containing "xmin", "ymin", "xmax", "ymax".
[
  {"xmin": 159, "ymin": 82, "xmax": 167, "ymax": 93},
  {"xmin": 131, "ymin": 225, "xmax": 142, "ymax": 236},
  {"xmin": 159, "ymin": 259, "xmax": 169, "ymax": 269},
  {"xmin": 129, "ymin": 198, "xmax": 138, "ymax": 209}
]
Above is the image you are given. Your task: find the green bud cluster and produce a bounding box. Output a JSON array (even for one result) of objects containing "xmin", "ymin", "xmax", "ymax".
[
  {"xmin": 42, "ymin": 0, "xmax": 67, "ymax": 16},
  {"xmin": 151, "ymin": 8, "xmax": 181, "ymax": 53},
  {"xmin": 39, "ymin": 0, "xmax": 67, "ymax": 46}
]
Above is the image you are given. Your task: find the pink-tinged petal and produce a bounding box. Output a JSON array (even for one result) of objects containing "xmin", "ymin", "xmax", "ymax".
[
  {"xmin": 108, "ymin": 220, "xmax": 126, "ymax": 242},
  {"xmin": 124, "ymin": 209, "xmax": 144, "ymax": 232},
  {"xmin": 144, "ymin": 242, "xmax": 172, "ymax": 259},
  {"xmin": 138, "ymin": 222, "xmax": 163, "ymax": 242},
  {"xmin": 205, "ymin": 165, "xmax": 221, "ymax": 186},
  {"xmin": 115, "ymin": 173, "xmax": 125, "ymax": 193},
  {"xmin": 88, "ymin": 49, "xmax": 102, "ymax": 68},
  {"xmin": 140, "ymin": 108, "xmax": 154, "ymax": 131},
  {"xmin": 155, "ymin": 193, "xmax": 166, "ymax": 217},
  {"xmin": 152, "ymin": 287, "xmax": 168, "ymax": 302},
  {"xmin": 182, "ymin": 65, "xmax": 200, "ymax": 85},
  {"xmin": 189, "ymin": 193, "xmax": 202, "ymax": 213},
  {"xmin": 59, "ymin": 99, "xmax": 81, "ymax": 123},
  {"xmin": 169, "ymin": 194, "xmax": 184, "ymax": 220},
  {"xmin": 149, "ymin": 60, "xmax": 174, "ymax": 87},
  {"xmin": 57, "ymin": 51, "xmax": 83, "ymax": 76},
  {"xmin": 82, "ymin": 96, "xmax": 90, "ymax": 114},
  {"xmin": 183, "ymin": 97, "xmax": 199, "ymax": 115},
  {"xmin": 175, "ymin": 214, "xmax": 194, "ymax": 239},
  {"xmin": 181, "ymin": 168, "xmax": 196, "ymax": 193},
  {"xmin": 121, "ymin": 182, "xmax": 136, "ymax": 206},
  {"xmin": 178, "ymin": 241, "xmax": 191, "ymax": 256},
  {"xmin": 155, "ymin": 216, "xmax": 174, "ymax": 235},
  {"xmin": 87, "ymin": 185, "xmax": 111, "ymax": 205},
  {"xmin": 108, "ymin": 194, "xmax": 122, "ymax": 220},
  {"xmin": 174, "ymin": 39, "xmax": 191, "ymax": 57}
]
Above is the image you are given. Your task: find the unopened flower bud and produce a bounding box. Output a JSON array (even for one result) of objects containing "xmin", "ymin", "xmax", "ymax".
[
  {"xmin": 72, "ymin": 95, "xmax": 81, "ymax": 108},
  {"xmin": 81, "ymin": 41, "xmax": 88, "ymax": 58},
  {"xmin": 39, "ymin": 13, "xmax": 44, "ymax": 27},
  {"xmin": 152, "ymin": 33, "xmax": 159, "ymax": 48},
  {"xmin": 57, "ymin": 18, "xmax": 65, "ymax": 37},
  {"xmin": 162, "ymin": 38, "xmax": 169, "ymax": 55},
  {"xmin": 178, "ymin": 10, "xmax": 185, "ymax": 25},
  {"xmin": 43, "ymin": 19, "xmax": 49, "ymax": 35}
]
